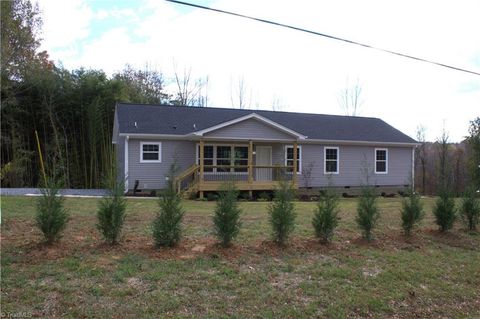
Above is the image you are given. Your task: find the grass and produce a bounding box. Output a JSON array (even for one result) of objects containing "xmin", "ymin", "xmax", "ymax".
[{"xmin": 1, "ymin": 196, "xmax": 479, "ymax": 318}]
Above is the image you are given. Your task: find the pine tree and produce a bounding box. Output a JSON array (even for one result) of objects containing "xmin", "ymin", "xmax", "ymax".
[
  {"xmin": 356, "ymin": 187, "xmax": 379, "ymax": 242},
  {"xmin": 153, "ymin": 162, "xmax": 184, "ymax": 247},
  {"xmin": 213, "ymin": 182, "xmax": 242, "ymax": 247},
  {"xmin": 460, "ymin": 187, "xmax": 479, "ymax": 231},
  {"xmin": 433, "ymin": 190, "xmax": 456, "ymax": 232},
  {"xmin": 269, "ymin": 180, "xmax": 296, "ymax": 246},
  {"xmin": 312, "ymin": 189, "xmax": 339, "ymax": 243},
  {"xmin": 97, "ymin": 180, "xmax": 127, "ymax": 244},
  {"xmin": 36, "ymin": 181, "xmax": 69, "ymax": 244},
  {"xmin": 401, "ymin": 189, "xmax": 424, "ymax": 236}
]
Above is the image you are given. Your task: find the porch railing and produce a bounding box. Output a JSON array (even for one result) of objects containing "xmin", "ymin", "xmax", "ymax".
[
  {"xmin": 174, "ymin": 164, "xmax": 295, "ymax": 193},
  {"xmin": 174, "ymin": 164, "xmax": 199, "ymax": 193}
]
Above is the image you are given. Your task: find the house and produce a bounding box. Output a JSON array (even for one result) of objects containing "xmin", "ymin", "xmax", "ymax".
[{"xmin": 112, "ymin": 103, "xmax": 418, "ymax": 197}]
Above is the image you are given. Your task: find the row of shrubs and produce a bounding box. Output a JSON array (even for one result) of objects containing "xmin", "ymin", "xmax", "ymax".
[{"xmin": 35, "ymin": 176, "xmax": 479, "ymax": 247}]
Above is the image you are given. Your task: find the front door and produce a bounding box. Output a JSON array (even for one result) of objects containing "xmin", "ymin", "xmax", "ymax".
[{"xmin": 255, "ymin": 146, "xmax": 272, "ymax": 181}]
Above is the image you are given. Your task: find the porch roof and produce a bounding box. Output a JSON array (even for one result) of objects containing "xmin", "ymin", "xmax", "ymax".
[{"xmin": 115, "ymin": 103, "xmax": 417, "ymax": 145}]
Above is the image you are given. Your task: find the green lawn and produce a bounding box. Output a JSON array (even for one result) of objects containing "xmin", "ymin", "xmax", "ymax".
[{"xmin": 1, "ymin": 196, "xmax": 479, "ymax": 318}]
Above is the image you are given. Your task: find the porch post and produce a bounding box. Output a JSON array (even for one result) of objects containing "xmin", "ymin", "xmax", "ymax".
[
  {"xmin": 248, "ymin": 140, "xmax": 253, "ymax": 198},
  {"xmin": 293, "ymin": 141, "xmax": 298, "ymax": 187},
  {"xmin": 199, "ymin": 139, "xmax": 204, "ymax": 199}
]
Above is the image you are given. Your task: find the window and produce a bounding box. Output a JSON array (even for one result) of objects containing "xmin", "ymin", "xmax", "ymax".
[
  {"xmin": 196, "ymin": 144, "xmax": 248, "ymax": 173},
  {"xmin": 140, "ymin": 142, "xmax": 161, "ymax": 163},
  {"xmin": 324, "ymin": 147, "xmax": 339, "ymax": 174},
  {"xmin": 197, "ymin": 145, "xmax": 214, "ymax": 172},
  {"xmin": 233, "ymin": 146, "xmax": 248, "ymax": 172},
  {"xmin": 216, "ymin": 146, "xmax": 231, "ymax": 172},
  {"xmin": 285, "ymin": 145, "xmax": 301, "ymax": 173},
  {"xmin": 375, "ymin": 148, "xmax": 388, "ymax": 174}
]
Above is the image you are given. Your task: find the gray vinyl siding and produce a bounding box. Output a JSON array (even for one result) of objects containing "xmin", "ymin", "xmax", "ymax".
[
  {"xmin": 127, "ymin": 139, "xmax": 196, "ymax": 190},
  {"xmin": 204, "ymin": 118, "xmax": 296, "ymax": 140},
  {"xmin": 297, "ymin": 144, "xmax": 413, "ymax": 188},
  {"xmin": 121, "ymin": 139, "xmax": 412, "ymax": 190},
  {"xmin": 116, "ymin": 136, "xmax": 125, "ymax": 184}
]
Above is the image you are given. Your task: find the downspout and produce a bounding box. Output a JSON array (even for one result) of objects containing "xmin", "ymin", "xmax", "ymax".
[
  {"xmin": 125, "ymin": 135, "xmax": 129, "ymax": 193},
  {"xmin": 411, "ymin": 146, "xmax": 415, "ymax": 191}
]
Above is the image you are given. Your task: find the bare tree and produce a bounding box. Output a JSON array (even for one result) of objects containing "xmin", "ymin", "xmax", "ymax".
[
  {"xmin": 230, "ymin": 76, "xmax": 251, "ymax": 109},
  {"xmin": 271, "ymin": 95, "xmax": 285, "ymax": 111},
  {"xmin": 415, "ymin": 125, "xmax": 428, "ymax": 194},
  {"xmin": 171, "ymin": 62, "xmax": 208, "ymax": 106},
  {"xmin": 437, "ymin": 124, "xmax": 451, "ymax": 193},
  {"xmin": 338, "ymin": 78, "xmax": 364, "ymax": 116}
]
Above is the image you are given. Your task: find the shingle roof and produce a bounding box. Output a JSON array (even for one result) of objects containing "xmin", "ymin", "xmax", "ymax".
[{"xmin": 116, "ymin": 103, "xmax": 417, "ymax": 144}]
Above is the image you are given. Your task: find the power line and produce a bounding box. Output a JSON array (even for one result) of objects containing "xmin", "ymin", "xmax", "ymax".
[{"xmin": 166, "ymin": 0, "xmax": 480, "ymax": 77}]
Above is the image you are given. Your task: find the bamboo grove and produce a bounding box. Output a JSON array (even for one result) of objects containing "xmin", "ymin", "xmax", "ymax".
[{"xmin": 1, "ymin": 0, "xmax": 170, "ymax": 188}]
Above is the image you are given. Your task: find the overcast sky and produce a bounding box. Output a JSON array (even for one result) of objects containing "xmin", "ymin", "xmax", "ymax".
[{"xmin": 37, "ymin": 0, "xmax": 480, "ymax": 142}]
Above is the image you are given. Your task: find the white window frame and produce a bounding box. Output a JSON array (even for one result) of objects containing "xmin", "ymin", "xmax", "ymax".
[
  {"xmin": 196, "ymin": 143, "xmax": 248, "ymax": 174},
  {"xmin": 324, "ymin": 146, "xmax": 339, "ymax": 174},
  {"xmin": 140, "ymin": 142, "xmax": 162, "ymax": 163},
  {"xmin": 375, "ymin": 148, "xmax": 388, "ymax": 174},
  {"xmin": 285, "ymin": 145, "xmax": 302, "ymax": 174}
]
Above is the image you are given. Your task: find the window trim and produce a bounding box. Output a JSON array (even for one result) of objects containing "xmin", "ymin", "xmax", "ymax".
[
  {"xmin": 140, "ymin": 142, "xmax": 162, "ymax": 163},
  {"xmin": 324, "ymin": 146, "xmax": 339, "ymax": 174},
  {"xmin": 375, "ymin": 148, "xmax": 388, "ymax": 174},
  {"xmin": 284, "ymin": 145, "xmax": 302, "ymax": 174},
  {"xmin": 196, "ymin": 143, "xmax": 249, "ymax": 174}
]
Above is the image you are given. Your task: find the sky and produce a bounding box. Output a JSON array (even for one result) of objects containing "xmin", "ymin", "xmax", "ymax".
[{"xmin": 37, "ymin": 0, "xmax": 480, "ymax": 142}]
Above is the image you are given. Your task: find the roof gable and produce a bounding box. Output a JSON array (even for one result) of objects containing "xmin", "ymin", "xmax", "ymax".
[{"xmin": 194, "ymin": 113, "xmax": 306, "ymax": 140}]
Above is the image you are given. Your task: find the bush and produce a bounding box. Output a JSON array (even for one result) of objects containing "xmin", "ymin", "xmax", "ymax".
[
  {"xmin": 460, "ymin": 188, "xmax": 479, "ymax": 231},
  {"xmin": 153, "ymin": 163, "xmax": 185, "ymax": 247},
  {"xmin": 312, "ymin": 189, "xmax": 339, "ymax": 243},
  {"xmin": 36, "ymin": 183, "xmax": 69, "ymax": 244},
  {"xmin": 356, "ymin": 187, "xmax": 379, "ymax": 241},
  {"xmin": 433, "ymin": 190, "xmax": 456, "ymax": 232},
  {"xmin": 213, "ymin": 182, "xmax": 242, "ymax": 247},
  {"xmin": 401, "ymin": 189, "xmax": 424, "ymax": 236},
  {"xmin": 269, "ymin": 180, "xmax": 296, "ymax": 246},
  {"xmin": 97, "ymin": 182, "xmax": 127, "ymax": 244}
]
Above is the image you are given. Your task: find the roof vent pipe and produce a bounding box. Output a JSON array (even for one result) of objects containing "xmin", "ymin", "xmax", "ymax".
[
  {"xmin": 134, "ymin": 121, "xmax": 137, "ymax": 128},
  {"xmin": 193, "ymin": 123, "xmax": 197, "ymax": 130}
]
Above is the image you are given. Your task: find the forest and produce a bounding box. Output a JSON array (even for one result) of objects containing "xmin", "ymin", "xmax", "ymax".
[{"xmin": 1, "ymin": 0, "xmax": 479, "ymax": 193}]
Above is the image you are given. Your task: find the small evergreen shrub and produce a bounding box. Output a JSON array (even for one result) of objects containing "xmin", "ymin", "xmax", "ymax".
[
  {"xmin": 433, "ymin": 190, "xmax": 456, "ymax": 232},
  {"xmin": 36, "ymin": 183, "xmax": 69, "ymax": 244},
  {"xmin": 269, "ymin": 180, "xmax": 296, "ymax": 246},
  {"xmin": 460, "ymin": 188, "xmax": 479, "ymax": 231},
  {"xmin": 312, "ymin": 189, "xmax": 339, "ymax": 243},
  {"xmin": 97, "ymin": 181, "xmax": 127, "ymax": 244},
  {"xmin": 356, "ymin": 187, "xmax": 379, "ymax": 242},
  {"xmin": 153, "ymin": 163, "xmax": 185, "ymax": 247},
  {"xmin": 213, "ymin": 182, "xmax": 242, "ymax": 247},
  {"xmin": 401, "ymin": 189, "xmax": 424, "ymax": 236}
]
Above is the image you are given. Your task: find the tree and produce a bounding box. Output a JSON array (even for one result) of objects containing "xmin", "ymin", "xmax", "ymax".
[
  {"xmin": 433, "ymin": 190, "xmax": 456, "ymax": 232},
  {"xmin": 466, "ymin": 117, "xmax": 480, "ymax": 190},
  {"xmin": 152, "ymin": 162, "xmax": 185, "ymax": 247},
  {"xmin": 401, "ymin": 189, "xmax": 424, "ymax": 236},
  {"xmin": 171, "ymin": 63, "xmax": 208, "ymax": 106},
  {"xmin": 36, "ymin": 181, "xmax": 69, "ymax": 244},
  {"xmin": 213, "ymin": 182, "xmax": 242, "ymax": 247},
  {"xmin": 230, "ymin": 76, "xmax": 251, "ymax": 109},
  {"xmin": 437, "ymin": 125, "xmax": 451, "ymax": 193},
  {"xmin": 415, "ymin": 125, "xmax": 428, "ymax": 194},
  {"xmin": 269, "ymin": 181, "xmax": 296, "ymax": 246},
  {"xmin": 312, "ymin": 189, "xmax": 339, "ymax": 243},
  {"xmin": 338, "ymin": 78, "xmax": 363, "ymax": 116},
  {"xmin": 460, "ymin": 187, "xmax": 479, "ymax": 231},
  {"xmin": 97, "ymin": 179, "xmax": 127, "ymax": 245},
  {"xmin": 356, "ymin": 186, "xmax": 379, "ymax": 241}
]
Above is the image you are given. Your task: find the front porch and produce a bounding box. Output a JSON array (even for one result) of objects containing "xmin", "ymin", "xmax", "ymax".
[{"xmin": 174, "ymin": 140, "xmax": 299, "ymax": 198}]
